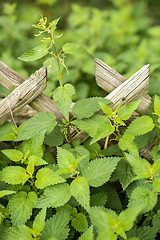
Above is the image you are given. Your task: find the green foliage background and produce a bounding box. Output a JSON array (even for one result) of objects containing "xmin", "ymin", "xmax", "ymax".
[{"xmin": 1, "ymin": 0, "xmax": 160, "ymax": 98}]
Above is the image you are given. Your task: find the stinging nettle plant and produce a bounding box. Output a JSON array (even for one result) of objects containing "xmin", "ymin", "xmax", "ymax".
[{"xmin": 1, "ymin": 16, "xmax": 160, "ymax": 240}]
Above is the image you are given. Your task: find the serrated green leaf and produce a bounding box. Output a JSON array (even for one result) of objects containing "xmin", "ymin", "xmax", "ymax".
[
  {"xmin": 18, "ymin": 41, "xmax": 48, "ymax": 61},
  {"xmin": 82, "ymin": 157, "xmax": 120, "ymax": 187},
  {"xmin": 44, "ymin": 125, "xmax": 64, "ymax": 147},
  {"xmin": 70, "ymin": 176, "xmax": 90, "ymax": 211},
  {"xmin": 118, "ymin": 100, "xmax": 142, "ymax": 120},
  {"xmin": 152, "ymin": 178, "xmax": 160, "ymax": 192},
  {"xmin": 0, "ymin": 122, "xmax": 17, "ymax": 141},
  {"xmin": 2, "ymin": 225, "xmax": 33, "ymax": 240},
  {"xmin": 90, "ymin": 192, "xmax": 107, "ymax": 207},
  {"xmin": 126, "ymin": 116, "xmax": 155, "ymax": 136},
  {"xmin": 49, "ymin": 17, "xmax": 60, "ymax": 34},
  {"xmin": 57, "ymin": 147, "xmax": 80, "ymax": 174},
  {"xmin": 73, "ymin": 97, "xmax": 111, "ymax": 119},
  {"xmin": 97, "ymin": 230, "xmax": 117, "ymax": 240},
  {"xmin": 53, "ymin": 84, "xmax": 75, "ymax": 120},
  {"xmin": 89, "ymin": 206, "xmax": 117, "ymax": 233},
  {"xmin": 29, "ymin": 155, "xmax": 48, "ymax": 166},
  {"xmin": 99, "ymin": 101, "xmax": 113, "ymax": 116},
  {"xmin": 41, "ymin": 210, "xmax": 69, "ymax": 240},
  {"xmin": 0, "ymin": 166, "xmax": 29, "ymax": 185},
  {"xmin": 27, "ymin": 159, "xmax": 34, "ymax": 177},
  {"xmin": 62, "ymin": 43, "xmax": 91, "ymax": 57},
  {"xmin": 125, "ymin": 153, "xmax": 152, "ymax": 180},
  {"xmin": 71, "ymin": 212, "xmax": 88, "ymax": 232},
  {"xmin": 35, "ymin": 183, "xmax": 71, "ymax": 208},
  {"xmin": 69, "ymin": 145, "xmax": 90, "ymax": 172},
  {"xmin": 9, "ymin": 191, "xmax": 37, "ymax": 226},
  {"xmin": 105, "ymin": 184, "xmax": 122, "ymax": 210},
  {"xmin": 118, "ymin": 207, "xmax": 141, "ymax": 232},
  {"xmin": 35, "ymin": 167, "xmax": 65, "ymax": 189},
  {"xmin": 90, "ymin": 119, "xmax": 115, "ymax": 144},
  {"xmin": 0, "ymin": 190, "xmax": 16, "ymax": 198},
  {"xmin": 154, "ymin": 95, "xmax": 160, "ymax": 116},
  {"xmin": 75, "ymin": 116, "xmax": 106, "ymax": 139},
  {"xmin": 128, "ymin": 186, "xmax": 157, "ymax": 213},
  {"xmin": 136, "ymin": 226, "xmax": 157, "ymax": 240},
  {"xmin": 1, "ymin": 149, "xmax": 23, "ymax": 162},
  {"xmin": 78, "ymin": 226, "xmax": 94, "ymax": 240},
  {"xmin": 18, "ymin": 132, "xmax": 44, "ymax": 158},
  {"xmin": 33, "ymin": 208, "xmax": 46, "ymax": 235},
  {"xmin": 113, "ymin": 159, "xmax": 135, "ymax": 190},
  {"xmin": 16, "ymin": 112, "xmax": 57, "ymax": 141},
  {"xmin": 118, "ymin": 133, "xmax": 138, "ymax": 156}
]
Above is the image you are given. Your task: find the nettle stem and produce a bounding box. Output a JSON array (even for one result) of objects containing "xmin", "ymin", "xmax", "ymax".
[{"xmin": 48, "ymin": 30, "xmax": 63, "ymax": 87}]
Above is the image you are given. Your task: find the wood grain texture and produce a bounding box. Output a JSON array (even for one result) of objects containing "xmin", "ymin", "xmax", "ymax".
[
  {"xmin": 95, "ymin": 58, "xmax": 152, "ymax": 114},
  {"xmin": 0, "ymin": 67, "xmax": 47, "ymax": 126},
  {"xmin": 0, "ymin": 61, "xmax": 63, "ymax": 121}
]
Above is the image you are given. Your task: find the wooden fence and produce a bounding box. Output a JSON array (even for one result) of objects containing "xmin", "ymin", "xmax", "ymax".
[{"xmin": 0, "ymin": 59, "xmax": 153, "ymax": 159}]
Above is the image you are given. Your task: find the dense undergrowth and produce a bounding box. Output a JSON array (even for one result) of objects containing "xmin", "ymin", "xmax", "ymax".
[{"xmin": 1, "ymin": 3, "xmax": 160, "ymax": 240}]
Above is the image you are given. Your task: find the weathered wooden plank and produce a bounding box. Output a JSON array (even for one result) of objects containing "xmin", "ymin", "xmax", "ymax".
[
  {"xmin": 0, "ymin": 67, "xmax": 47, "ymax": 126},
  {"xmin": 0, "ymin": 61, "xmax": 25, "ymax": 91},
  {"xmin": 0, "ymin": 61, "xmax": 63, "ymax": 121},
  {"xmin": 95, "ymin": 58, "xmax": 152, "ymax": 114},
  {"xmin": 106, "ymin": 64, "xmax": 150, "ymax": 110}
]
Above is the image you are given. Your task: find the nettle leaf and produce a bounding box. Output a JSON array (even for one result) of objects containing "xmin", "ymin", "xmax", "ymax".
[
  {"xmin": 99, "ymin": 101, "xmax": 113, "ymax": 116},
  {"xmin": 72, "ymin": 97, "xmax": 111, "ymax": 119},
  {"xmin": 136, "ymin": 226, "xmax": 157, "ymax": 240},
  {"xmin": 90, "ymin": 192, "xmax": 107, "ymax": 207},
  {"xmin": 0, "ymin": 166, "xmax": 29, "ymax": 185},
  {"xmin": 128, "ymin": 186, "xmax": 158, "ymax": 213},
  {"xmin": 152, "ymin": 178, "xmax": 160, "ymax": 192},
  {"xmin": 89, "ymin": 206, "xmax": 117, "ymax": 233},
  {"xmin": 70, "ymin": 176, "xmax": 90, "ymax": 211},
  {"xmin": 71, "ymin": 212, "xmax": 88, "ymax": 232},
  {"xmin": 0, "ymin": 190, "xmax": 16, "ymax": 198},
  {"xmin": 16, "ymin": 112, "xmax": 57, "ymax": 141},
  {"xmin": 1, "ymin": 149, "xmax": 23, "ymax": 162},
  {"xmin": 90, "ymin": 206, "xmax": 140, "ymax": 240},
  {"xmin": 62, "ymin": 43, "xmax": 91, "ymax": 57},
  {"xmin": 154, "ymin": 95, "xmax": 160, "ymax": 116},
  {"xmin": 53, "ymin": 83, "xmax": 75, "ymax": 120},
  {"xmin": 117, "ymin": 99, "xmax": 142, "ymax": 120},
  {"xmin": 44, "ymin": 125, "xmax": 64, "ymax": 147},
  {"xmin": 82, "ymin": 157, "xmax": 120, "ymax": 187},
  {"xmin": 9, "ymin": 191, "xmax": 37, "ymax": 226},
  {"xmin": 41, "ymin": 210, "xmax": 69, "ymax": 240},
  {"xmin": 35, "ymin": 167, "xmax": 65, "ymax": 189},
  {"xmin": 18, "ymin": 41, "xmax": 48, "ymax": 61},
  {"xmin": 29, "ymin": 155, "xmax": 48, "ymax": 166},
  {"xmin": 125, "ymin": 153, "xmax": 152, "ymax": 180},
  {"xmin": 105, "ymin": 184, "xmax": 122, "ymax": 210},
  {"xmin": 36, "ymin": 183, "xmax": 71, "ymax": 208},
  {"xmin": 90, "ymin": 119, "xmax": 115, "ymax": 144},
  {"xmin": 2, "ymin": 225, "xmax": 33, "ymax": 240},
  {"xmin": 126, "ymin": 116, "xmax": 155, "ymax": 136},
  {"xmin": 72, "ymin": 115, "xmax": 107, "ymax": 138},
  {"xmin": 118, "ymin": 133, "xmax": 138, "ymax": 156},
  {"xmin": 69, "ymin": 145, "xmax": 90, "ymax": 172},
  {"xmin": 49, "ymin": 17, "xmax": 60, "ymax": 34},
  {"xmin": 118, "ymin": 207, "xmax": 141, "ymax": 233},
  {"xmin": 78, "ymin": 226, "xmax": 94, "ymax": 240},
  {"xmin": 18, "ymin": 132, "xmax": 44, "ymax": 158},
  {"xmin": 33, "ymin": 208, "xmax": 46, "ymax": 235},
  {"xmin": 114, "ymin": 159, "xmax": 135, "ymax": 190},
  {"xmin": 0, "ymin": 122, "xmax": 17, "ymax": 141},
  {"xmin": 57, "ymin": 147, "xmax": 82, "ymax": 174}
]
